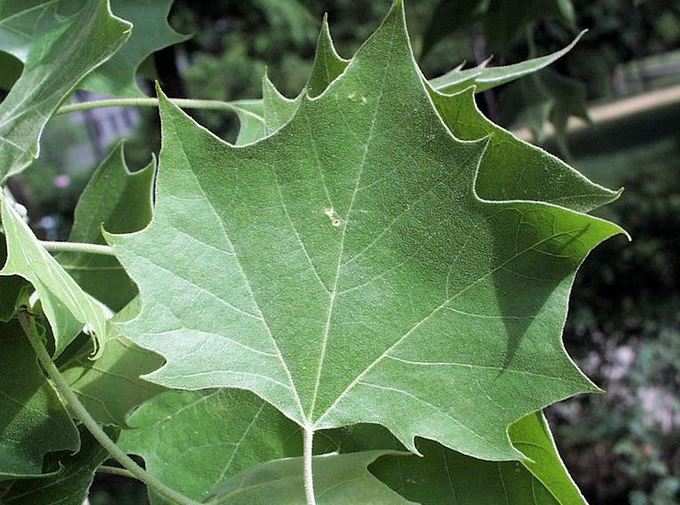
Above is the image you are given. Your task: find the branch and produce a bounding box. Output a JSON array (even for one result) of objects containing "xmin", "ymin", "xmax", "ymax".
[
  {"xmin": 41, "ymin": 241, "xmax": 116, "ymax": 256},
  {"xmin": 17, "ymin": 311, "xmax": 202, "ymax": 505}
]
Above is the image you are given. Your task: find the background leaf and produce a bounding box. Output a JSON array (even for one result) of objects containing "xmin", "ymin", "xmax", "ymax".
[
  {"xmin": 0, "ymin": 320, "xmax": 79, "ymax": 479},
  {"xmin": 57, "ymin": 143, "xmax": 155, "ymax": 311},
  {"xmin": 209, "ymin": 451, "xmax": 414, "ymax": 505},
  {"xmin": 2, "ymin": 431, "xmax": 109, "ymax": 504},
  {"xmin": 60, "ymin": 299, "xmax": 165, "ymax": 427},
  {"xmin": 0, "ymin": 0, "xmax": 131, "ymax": 181},
  {"xmin": 119, "ymin": 389, "xmax": 301, "ymax": 504},
  {"xmin": 81, "ymin": 0, "xmax": 189, "ymax": 97}
]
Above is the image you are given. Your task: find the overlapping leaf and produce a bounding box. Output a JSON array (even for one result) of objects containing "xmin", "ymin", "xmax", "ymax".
[
  {"xmin": 116, "ymin": 387, "xmax": 585, "ymax": 505},
  {"xmin": 0, "ymin": 320, "xmax": 79, "ymax": 479},
  {"xmin": 209, "ymin": 451, "xmax": 413, "ymax": 505},
  {"xmin": 58, "ymin": 143, "xmax": 155, "ymax": 311},
  {"xmin": 119, "ymin": 389, "xmax": 301, "ymax": 504},
  {"xmin": 0, "ymin": 0, "xmax": 131, "ymax": 181},
  {"xmin": 110, "ymin": 0, "xmax": 624, "ymax": 463},
  {"xmin": 2, "ymin": 432, "xmax": 109, "ymax": 504},
  {"xmin": 81, "ymin": 0, "xmax": 189, "ymax": 97},
  {"xmin": 61, "ymin": 299, "xmax": 165, "ymax": 427},
  {"xmin": 0, "ymin": 197, "xmax": 110, "ymax": 356},
  {"xmin": 0, "ymin": 0, "xmax": 187, "ymax": 96}
]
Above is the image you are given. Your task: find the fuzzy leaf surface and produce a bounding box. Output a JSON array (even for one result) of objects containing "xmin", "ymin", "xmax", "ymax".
[
  {"xmin": 0, "ymin": 197, "xmax": 110, "ymax": 356},
  {"xmin": 0, "ymin": 0, "xmax": 131, "ymax": 181},
  {"xmin": 111, "ymin": 1, "xmax": 623, "ymax": 461},
  {"xmin": 0, "ymin": 321, "xmax": 79, "ymax": 479}
]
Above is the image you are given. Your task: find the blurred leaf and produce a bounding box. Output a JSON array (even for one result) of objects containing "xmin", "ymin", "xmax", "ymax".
[
  {"xmin": 421, "ymin": 0, "xmax": 489, "ymax": 59},
  {"xmin": 500, "ymin": 69, "xmax": 589, "ymax": 142},
  {"xmin": 483, "ymin": 0, "xmax": 576, "ymax": 50}
]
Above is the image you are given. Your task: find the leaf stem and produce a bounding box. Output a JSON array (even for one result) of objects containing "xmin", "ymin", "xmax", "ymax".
[
  {"xmin": 303, "ymin": 427, "xmax": 318, "ymax": 505},
  {"xmin": 41, "ymin": 241, "xmax": 116, "ymax": 256},
  {"xmin": 57, "ymin": 98, "xmax": 261, "ymax": 120},
  {"xmin": 97, "ymin": 466, "xmax": 139, "ymax": 480},
  {"xmin": 17, "ymin": 312, "xmax": 202, "ymax": 505}
]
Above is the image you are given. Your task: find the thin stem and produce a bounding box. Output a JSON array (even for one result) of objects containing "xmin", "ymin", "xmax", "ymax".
[
  {"xmin": 57, "ymin": 97, "xmax": 262, "ymax": 121},
  {"xmin": 41, "ymin": 241, "xmax": 116, "ymax": 257},
  {"xmin": 97, "ymin": 466, "xmax": 139, "ymax": 480},
  {"xmin": 17, "ymin": 312, "xmax": 202, "ymax": 505},
  {"xmin": 303, "ymin": 427, "xmax": 317, "ymax": 505}
]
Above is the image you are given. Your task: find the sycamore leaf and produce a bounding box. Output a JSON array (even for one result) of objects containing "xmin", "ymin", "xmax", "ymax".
[
  {"xmin": 208, "ymin": 451, "xmax": 414, "ymax": 505},
  {"xmin": 0, "ymin": 0, "xmax": 131, "ymax": 181},
  {"xmin": 110, "ymin": 0, "xmax": 624, "ymax": 461},
  {"xmin": 119, "ymin": 389, "xmax": 301, "ymax": 504},
  {"xmin": 0, "ymin": 197, "xmax": 110, "ymax": 357},
  {"xmin": 81, "ymin": 0, "xmax": 189, "ymax": 97},
  {"xmin": 429, "ymin": 31, "xmax": 585, "ymax": 95},
  {"xmin": 0, "ymin": 321, "xmax": 79, "ymax": 479},
  {"xmin": 61, "ymin": 299, "xmax": 165, "ymax": 427},
  {"xmin": 2, "ymin": 432, "xmax": 109, "ymax": 504},
  {"xmin": 58, "ymin": 142, "xmax": 155, "ymax": 311},
  {"xmin": 508, "ymin": 413, "xmax": 587, "ymax": 505}
]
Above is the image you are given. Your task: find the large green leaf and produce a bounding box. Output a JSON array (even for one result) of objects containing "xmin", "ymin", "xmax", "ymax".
[
  {"xmin": 0, "ymin": 0, "xmax": 131, "ymax": 181},
  {"xmin": 81, "ymin": 0, "xmax": 189, "ymax": 97},
  {"xmin": 209, "ymin": 451, "xmax": 413, "ymax": 505},
  {"xmin": 0, "ymin": 320, "xmax": 79, "ymax": 479},
  {"xmin": 0, "ymin": 197, "xmax": 110, "ymax": 356},
  {"xmin": 58, "ymin": 143, "xmax": 155, "ymax": 311},
  {"xmin": 119, "ymin": 389, "xmax": 301, "ymax": 504},
  {"xmin": 110, "ymin": 0, "xmax": 623, "ymax": 461},
  {"xmin": 60, "ymin": 299, "xmax": 165, "ymax": 427},
  {"xmin": 2, "ymin": 432, "xmax": 109, "ymax": 504}
]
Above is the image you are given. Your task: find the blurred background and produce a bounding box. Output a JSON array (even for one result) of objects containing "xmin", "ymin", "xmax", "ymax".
[{"xmin": 5, "ymin": 1, "xmax": 679, "ymax": 504}]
